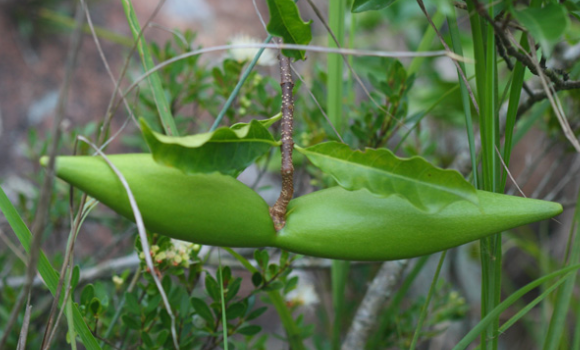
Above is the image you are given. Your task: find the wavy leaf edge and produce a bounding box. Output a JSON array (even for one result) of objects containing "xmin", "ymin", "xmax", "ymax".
[{"xmin": 295, "ymin": 141, "xmax": 480, "ymax": 213}]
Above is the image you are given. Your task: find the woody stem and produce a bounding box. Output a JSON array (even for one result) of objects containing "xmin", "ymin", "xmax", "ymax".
[{"xmin": 270, "ymin": 39, "xmax": 295, "ymax": 230}]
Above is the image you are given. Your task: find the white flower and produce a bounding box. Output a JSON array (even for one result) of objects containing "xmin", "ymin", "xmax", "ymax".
[
  {"xmin": 228, "ymin": 34, "xmax": 277, "ymax": 66},
  {"xmin": 112, "ymin": 275, "xmax": 124, "ymax": 287},
  {"xmin": 286, "ymin": 282, "xmax": 319, "ymax": 308},
  {"xmin": 171, "ymin": 239, "xmax": 194, "ymax": 253}
]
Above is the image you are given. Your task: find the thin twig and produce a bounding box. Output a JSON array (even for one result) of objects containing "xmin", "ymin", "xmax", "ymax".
[
  {"xmin": 0, "ymin": 228, "xmax": 28, "ymax": 263},
  {"xmin": 416, "ymin": 0, "xmax": 480, "ymax": 116},
  {"xmin": 544, "ymin": 155, "xmax": 580, "ymax": 202},
  {"xmin": 341, "ymin": 260, "xmax": 409, "ymax": 350},
  {"xmin": 42, "ymin": 199, "xmax": 98, "ymax": 349},
  {"xmin": 494, "ymin": 145, "xmax": 525, "ymax": 198},
  {"xmin": 97, "ymin": 0, "xmax": 166, "ymax": 147},
  {"xmin": 472, "ymin": 0, "xmax": 580, "ymax": 91},
  {"xmin": 16, "ymin": 294, "xmax": 32, "ymax": 350},
  {"xmin": 270, "ymin": 39, "xmax": 295, "ymax": 230},
  {"xmin": 0, "ymin": 252, "xmax": 373, "ymax": 290},
  {"xmin": 115, "ymin": 43, "xmax": 454, "ymax": 115},
  {"xmin": 43, "ymin": 278, "xmax": 75, "ymax": 349},
  {"xmin": 290, "ymin": 65, "xmax": 344, "ymax": 143},
  {"xmin": 0, "ymin": 5, "xmax": 84, "ymax": 349},
  {"xmin": 304, "ymin": 0, "xmax": 402, "ymax": 128}
]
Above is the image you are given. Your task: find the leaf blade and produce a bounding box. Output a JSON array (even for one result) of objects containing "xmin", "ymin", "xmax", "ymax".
[
  {"xmin": 351, "ymin": 0, "xmax": 397, "ymax": 13},
  {"xmin": 296, "ymin": 141, "xmax": 479, "ymax": 212},
  {"xmin": 141, "ymin": 116, "xmax": 281, "ymax": 177},
  {"xmin": 266, "ymin": 0, "xmax": 312, "ymax": 60},
  {"xmin": 511, "ymin": 4, "xmax": 569, "ymax": 56}
]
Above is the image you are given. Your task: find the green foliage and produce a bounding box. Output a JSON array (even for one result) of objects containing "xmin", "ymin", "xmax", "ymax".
[
  {"xmin": 3, "ymin": 0, "xmax": 580, "ymax": 348},
  {"xmin": 141, "ymin": 115, "xmax": 281, "ymax": 177},
  {"xmin": 296, "ymin": 141, "xmax": 479, "ymax": 213},
  {"xmin": 266, "ymin": 0, "xmax": 313, "ymax": 60},
  {"xmin": 511, "ymin": 4, "xmax": 570, "ymax": 56}
]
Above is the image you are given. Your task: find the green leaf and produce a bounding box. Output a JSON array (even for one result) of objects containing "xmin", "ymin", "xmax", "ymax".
[
  {"xmin": 191, "ymin": 297, "xmax": 215, "ymax": 326},
  {"xmin": 251, "ymin": 272, "xmax": 263, "ymax": 287},
  {"xmin": 512, "ymin": 4, "xmax": 569, "ymax": 56},
  {"xmin": 80, "ymin": 284, "xmax": 94, "ymax": 307},
  {"xmin": 351, "ymin": 0, "xmax": 397, "ymax": 13},
  {"xmin": 0, "ymin": 186, "xmax": 102, "ymax": 350},
  {"xmin": 141, "ymin": 116, "xmax": 281, "ymax": 177},
  {"xmin": 70, "ymin": 265, "xmax": 80, "ymax": 292},
  {"xmin": 238, "ymin": 325, "xmax": 262, "ymax": 336},
  {"xmin": 245, "ymin": 306, "xmax": 268, "ymax": 322},
  {"xmin": 205, "ymin": 274, "xmax": 221, "ymax": 302},
  {"xmin": 266, "ymin": 0, "xmax": 312, "ymax": 60},
  {"xmin": 296, "ymin": 142, "xmax": 479, "ymax": 213},
  {"xmin": 263, "ymin": 281, "xmax": 284, "ymax": 291},
  {"xmin": 122, "ymin": 314, "xmax": 141, "ymax": 330},
  {"xmin": 225, "ymin": 278, "xmax": 242, "ymax": 302},
  {"xmin": 226, "ymin": 302, "xmax": 247, "ymax": 320}
]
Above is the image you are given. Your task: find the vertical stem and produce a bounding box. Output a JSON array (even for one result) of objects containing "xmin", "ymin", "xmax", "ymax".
[
  {"xmin": 270, "ymin": 39, "xmax": 295, "ymax": 230},
  {"xmin": 327, "ymin": 0, "xmax": 346, "ymax": 132},
  {"xmin": 327, "ymin": 3, "xmax": 348, "ymax": 348}
]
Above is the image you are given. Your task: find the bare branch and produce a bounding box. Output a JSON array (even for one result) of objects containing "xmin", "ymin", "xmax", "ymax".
[{"xmin": 342, "ymin": 260, "xmax": 409, "ymax": 350}]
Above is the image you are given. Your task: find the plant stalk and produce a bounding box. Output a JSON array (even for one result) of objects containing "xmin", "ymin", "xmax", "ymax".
[{"xmin": 270, "ymin": 39, "xmax": 295, "ymax": 230}]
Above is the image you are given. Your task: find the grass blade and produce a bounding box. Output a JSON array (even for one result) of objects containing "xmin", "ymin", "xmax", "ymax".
[
  {"xmin": 121, "ymin": 0, "xmax": 178, "ymax": 136},
  {"xmin": 0, "ymin": 186, "xmax": 102, "ymax": 350},
  {"xmin": 452, "ymin": 264, "xmax": 580, "ymax": 350}
]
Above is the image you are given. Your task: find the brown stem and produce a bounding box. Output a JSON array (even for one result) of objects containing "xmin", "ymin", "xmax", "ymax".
[{"xmin": 270, "ymin": 39, "xmax": 295, "ymax": 230}]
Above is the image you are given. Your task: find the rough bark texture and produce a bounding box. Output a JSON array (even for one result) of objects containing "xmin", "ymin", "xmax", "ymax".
[
  {"xmin": 270, "ymin": 41, "xmax": 295, "ymax": 230},
  {"xmin": 341, "ymin": 260, "xmax": 409, "ymax": 350}
]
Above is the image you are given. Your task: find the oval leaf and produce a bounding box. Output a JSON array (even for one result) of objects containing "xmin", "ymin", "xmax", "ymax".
[
  {"xmin": 296, "ymin": 141, "xmax": 479, "ymax": 213},
  {"xmin": 512, "ymin": 4, "xmax": 569, "ymax": 56},
  {"xmin": 266, "ymin": 0, "xmax": 312, "ymax": 60},
  {"xmin": 141, "ymin": 116, "xmax": 281, "ymax": 177}
]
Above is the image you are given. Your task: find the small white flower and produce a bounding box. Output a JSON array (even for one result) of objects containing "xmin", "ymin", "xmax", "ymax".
[
  {"xmin": 228, "ymin": 34, "xmax": 277, "ymax": 66},
  {"xmin": 286, "ymin": 282, "xmax": 319, "ymax": 308},
  {"xmin": 112, "ymin": 275, "xmax": 124, "ymax": 287},
  {"xmin": 171, "ymin": 239, "xmax": 193, "ymax": 252}
]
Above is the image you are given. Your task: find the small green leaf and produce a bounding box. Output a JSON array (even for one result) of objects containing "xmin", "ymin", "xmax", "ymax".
[
  {"xmin": 296, "ymin": 141, "xmax": 479, "ymax": 213},
  {"xmin": 125, "ymin": 292, "xmax": 141, "ymax": 315},
  {"xmin": 156, "ymin": 329, "xmax": 169, "ymax": 346},
  {"xmin": 70, "ymin": 265, "xmax": 80, "ymax": 291},
  {"xmin": 80, "ymin": 284, "xmax": 94, "ymax": 307},
  {"xmin": 251, "ymin": 272, "xmax": 263, "ymax": 287},
  {"xmin": 205, "ymin": 274, "xmax": 221, "ymax": 301},
  {"xmin": 351, "ymin": 0, "xmax": 397, "ymax": 13},
  {"xmin": 226, "ymin": 278, "xmax": 242, "ymax": 302},
  {"xmin": 284, "ymin": 276, "xmax": 299, "ymax": 294},
  {"xmin": 263, "ymin": 281, "xmax": 284, "ymax": 291},
  {"xmin": 238, "ymin": 325, "xmax": 262, "ymax": 336},
  {"xmin": 245, "ymin": 306, "xmax": 268, "ymax": 321},
  {"xmin": 512, "ymin": 4, "xmax": 569, "ymax": 56},
  {"xmin": 266, "ymin": 0, "xmax": 312, "ymax": 60},
  {"xmin": 141, "ymin": 331, "xmax": 154, "ymax": 347},
  {"xmin": 89, "ymin": 298, "xmax": 102, "ymax": 316},
  {"xmin": 226, "ymin": 302, "xmax": 247, "ymax": 320},
  {"xmin": 122, "ymin": 314, "xmax": 141, "ymax": 330},
  {"xmin": 141, "ymin": 116, "xmax": 280, "ymax": 177},
  {"xmin": 191, "ymin": 297, "xmax": 215, "ymax": 325}
]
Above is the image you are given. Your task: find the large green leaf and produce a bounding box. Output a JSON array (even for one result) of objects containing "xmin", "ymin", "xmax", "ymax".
[
  {"xmin": 351, "ymin": 0, "xmax": 397, "ymax": 13},
  {"xmin": 296, "ymin": 141, "xmax": 479, "ymax": 212},
  {"xmin": 141, "ymin": 115, "xmax": 281, "ymax": 177},
  {"xmin": 0, "ymin": 186, "xmax": 102, "ymax": 350},
  {"xmin": 266, "ymin": 0, "xmax": 312, "ymax": 60},
  {"xmin": 512, "ymin": 4, "xmax": 569, "ymax": 56}
]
